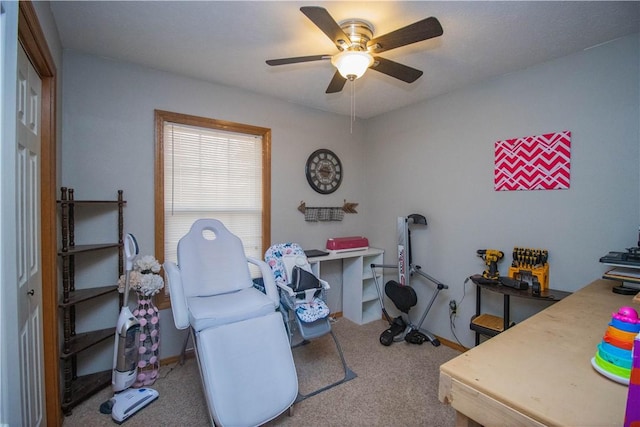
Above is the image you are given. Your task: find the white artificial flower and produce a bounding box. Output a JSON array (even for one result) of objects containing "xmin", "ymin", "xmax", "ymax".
[
  {"xmin": 118, "ymin": 255, "xmax": 164, "ymax": 296},
  {"xmin": 138, "ymin": 272, "xmax": 164, "ymax": 296},
  {"xmin": 135, "ymin": 255, "xmax": 162, "ymax": 274},
  {"xmin": 118, "ymin": 270, "xmax": 143, "ymax": 293}
]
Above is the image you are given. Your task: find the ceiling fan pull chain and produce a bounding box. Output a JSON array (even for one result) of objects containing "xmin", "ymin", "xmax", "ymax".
[{"xmin": 350, "ymin": 80, "xmax": 355, "ymax": 133}]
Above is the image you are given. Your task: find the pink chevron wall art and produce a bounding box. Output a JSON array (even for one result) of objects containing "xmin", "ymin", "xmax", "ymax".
[{"xmin": 494, "ymin": 130, "xmax": 571, "ymax": 191}]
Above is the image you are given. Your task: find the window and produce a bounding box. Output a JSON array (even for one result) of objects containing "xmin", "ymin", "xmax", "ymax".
[{"xmin": 154, "ymin": 110, "xmax": 271, "ymax": 309}]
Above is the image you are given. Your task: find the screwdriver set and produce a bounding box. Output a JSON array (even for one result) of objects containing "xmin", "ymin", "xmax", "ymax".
[{"xmin": 508, "ymin": 247, "xmax": 549, "ymax": 291}]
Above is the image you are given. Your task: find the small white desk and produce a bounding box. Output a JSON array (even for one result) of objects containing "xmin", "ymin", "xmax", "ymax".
[{"xmin": 308, "ymin": 248, "xmax": 384, "ymax": 325}]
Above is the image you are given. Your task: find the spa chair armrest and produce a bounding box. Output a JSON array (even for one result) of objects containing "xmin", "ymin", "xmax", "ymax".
[
  {"xmin": 163, "ymin": 261, "xmax": 190, "ymax": 330},
  {"xmin": 247, "ymin": 256, "xmax": 280, "ymax": 308}
]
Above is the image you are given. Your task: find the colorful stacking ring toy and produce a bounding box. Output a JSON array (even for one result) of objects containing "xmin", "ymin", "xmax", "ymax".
[
  {"xmin": 592, "ymin": 306, "xmax": 639, "ymax": 385},
  {"xmin": 610, "ymin": 318, "xmax": 640, "ymax": 333},
  {"xmin": 605, "ymin": 325, "xmax": 637, "ymax": 342},
  {"xmin": 594, "ymin": 352, "xmax": 631, "ymax": 379},
  {"xmin": 597, "ymin": 343, "xmax": 632, "ymax": 369}
]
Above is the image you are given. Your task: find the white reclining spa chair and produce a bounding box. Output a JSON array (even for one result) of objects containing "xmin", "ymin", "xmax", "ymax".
[
  {"xmin": 163, "ymin": 219, "xmax": 298, "ymax": 427},
  {"xmin": 265, "ymin": 243, "xmax": 356, "ymax": 402}
]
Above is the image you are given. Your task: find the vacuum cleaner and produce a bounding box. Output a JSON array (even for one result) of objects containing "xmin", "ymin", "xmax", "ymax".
[{"xmin": 101, "ymin": 233, "xmax": 158, "ymax": 423}]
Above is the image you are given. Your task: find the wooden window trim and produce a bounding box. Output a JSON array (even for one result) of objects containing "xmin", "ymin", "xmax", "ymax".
[{"xmin": 154, "ymin": 110, "xmax": 271, "ymax": 310}]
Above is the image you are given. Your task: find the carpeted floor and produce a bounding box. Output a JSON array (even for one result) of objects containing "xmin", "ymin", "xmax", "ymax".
[{"xmin": 62, "ymin": 318, "xmax": 460, "ymax": 426}]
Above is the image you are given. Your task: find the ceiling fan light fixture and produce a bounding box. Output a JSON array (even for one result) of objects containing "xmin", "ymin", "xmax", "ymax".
[{"xmin": 331, "ymin": 51, "xmax": 373, "ymax": 80}]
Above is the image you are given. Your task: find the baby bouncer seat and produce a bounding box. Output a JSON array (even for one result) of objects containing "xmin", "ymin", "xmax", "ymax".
[
  {"xmin": 163, "ymin": 219, "xmax": 298, "ymax": 426},
  {"xmin": 265, "ymin": 243, "xmax": 356, "ymax": 402}
]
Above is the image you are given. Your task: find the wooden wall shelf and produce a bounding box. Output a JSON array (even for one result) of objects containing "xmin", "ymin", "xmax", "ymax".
[{"xmin": 58, "ymin": 187, "xmax": 125, "ymax": 415}]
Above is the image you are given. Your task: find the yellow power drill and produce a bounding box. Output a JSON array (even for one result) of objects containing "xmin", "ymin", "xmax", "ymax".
[{"xmin": 477, "ymin": 249, "xmax": 504, "ymax": 280}]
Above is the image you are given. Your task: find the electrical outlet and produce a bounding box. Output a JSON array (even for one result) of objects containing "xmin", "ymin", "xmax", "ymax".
[{"xmin": 449, "ymin": 299, "xmax": 457, "ymax": 314}]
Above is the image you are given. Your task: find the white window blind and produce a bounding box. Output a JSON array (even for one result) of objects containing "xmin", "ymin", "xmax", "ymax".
[{"xmin": 163, "ymin": 122, "xmax": 263, "ymax": 264}]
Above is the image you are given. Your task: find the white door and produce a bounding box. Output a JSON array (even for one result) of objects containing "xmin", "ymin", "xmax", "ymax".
[{"xmin": 16, "ymin": 44, "xmax": 45, "ymax": 427}]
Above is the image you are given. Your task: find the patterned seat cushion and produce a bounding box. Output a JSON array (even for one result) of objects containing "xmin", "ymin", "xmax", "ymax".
[{"xmin": 265, "ymin": 242, "xmax": 330, "ymax": 323}]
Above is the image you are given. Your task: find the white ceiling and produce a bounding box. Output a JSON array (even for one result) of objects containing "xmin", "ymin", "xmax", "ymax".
[{"xmin": 49, "ymin": 1, "xmax": 640, "ymax": 119}]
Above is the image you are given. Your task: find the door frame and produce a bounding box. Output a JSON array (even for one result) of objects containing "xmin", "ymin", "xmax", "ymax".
[{"xmin": 18, "ymin": 2, "xmax": 59, "ymax": 425}]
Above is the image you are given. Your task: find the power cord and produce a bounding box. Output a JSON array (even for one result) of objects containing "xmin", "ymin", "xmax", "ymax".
[
  {"xmin": 449, "ymin": 277, "xmax": 470, "ymax": 349},
  {"xmin": 449, "ymin": 310, "xmax": 464, "ymax": 349}
]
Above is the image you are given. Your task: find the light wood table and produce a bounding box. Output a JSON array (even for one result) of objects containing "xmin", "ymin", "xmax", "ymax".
[{"xmin": 439, "ymin": 279, "xmax": 633, "ymax": 427}]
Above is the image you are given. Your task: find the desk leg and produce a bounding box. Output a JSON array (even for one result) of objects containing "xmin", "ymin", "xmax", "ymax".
[
  {"xmin": 455, "ymin": 411, "xmax": 483, "ymax": 427},
  {"xmin": 503, "ymin": 295, "xmax": 510, "ymax": 331},
  {"xmin": 475, "ymin": 285, "xmax": 481, "ymax": 346}
]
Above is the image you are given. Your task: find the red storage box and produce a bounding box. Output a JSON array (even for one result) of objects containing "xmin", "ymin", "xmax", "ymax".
[{"xmin": 326, "ymin": 236, "xmax": 369, "ymax": 253}]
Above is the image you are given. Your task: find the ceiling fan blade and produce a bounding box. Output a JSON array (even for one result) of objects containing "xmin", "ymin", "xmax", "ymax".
[
  {"xmin": 266, "ymin": 55, "xmax": 331, "ymax": 66},
  {"xmin": 370, "ymin": 57, "xmax": 423, "ymax": 83},
  {"xmin": 326, "ymin": 70, "xmax": 347, "ymax": 94},
  {"xmin": 367, "ymin": 17, "xmax": 443, "ymax": 54},
  {"xmin": 301, "ymin": 6, "xmax": 352, "ymax": 50}
]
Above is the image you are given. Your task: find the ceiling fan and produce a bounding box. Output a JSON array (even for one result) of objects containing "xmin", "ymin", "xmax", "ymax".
[{"xmin": 266, "ymin": 6, "xmax": 443, "ymax": 94}]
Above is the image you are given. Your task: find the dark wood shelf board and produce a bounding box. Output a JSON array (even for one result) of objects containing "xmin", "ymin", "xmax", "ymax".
[
  {"xmin": 470, "ymin": 313, "xmax": 511, "ymax": 338},
  {"xmin": 60, "ymin": 327, "xmax": 114, "ymax": 359},
  {"xmin": 61, "ymin": 369, "xmax": 112, "ymax": 415},
  {"xmin": 57, "ymin": 200, "xmax": 126, "ymax": 205},
  {"xmin": 469, "ymin": 324, "xmax": 501, "ymax": 338},
  {"xmin": 469, "ymin": 275, "xmax": 572, "ymax": 301},
  {"xmin": 59, "ymin": 285, "xmax": 118, "ymax": 307},
  {"xmin": 471, "ymin": 314, "xmax": 504, "ymax": 332},
  {"xmin": 58, "ymin": 243, "xmax": 122, "ymax": 255}
]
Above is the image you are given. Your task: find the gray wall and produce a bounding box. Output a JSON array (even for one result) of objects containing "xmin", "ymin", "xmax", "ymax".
[
  {"xmin": 60, "ymin": 32, "xmax": 639, "ymax": 371},
  {"xmin": 365, "ymin": 34, "xmax": 640, "ymax": 347},
  {"xmin": 61, "ymin": 51, "xmax": 370, "ymax": 368}
]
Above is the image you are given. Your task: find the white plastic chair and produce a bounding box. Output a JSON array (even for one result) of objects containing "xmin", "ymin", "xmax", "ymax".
[{"xmin": 164, "ymin": 219, "xmax": 298, "ymax": 426}]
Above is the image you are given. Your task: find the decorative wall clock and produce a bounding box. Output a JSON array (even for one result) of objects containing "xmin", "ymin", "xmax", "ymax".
[{"xmin": 305, "ymin": 149, "xmax": 342, "ymax": 194}]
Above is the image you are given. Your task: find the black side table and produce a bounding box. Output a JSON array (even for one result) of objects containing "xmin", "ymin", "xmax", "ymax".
[{"xmin": 469, "ymin": 274, "xmax": 572, "ymax": 345}]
